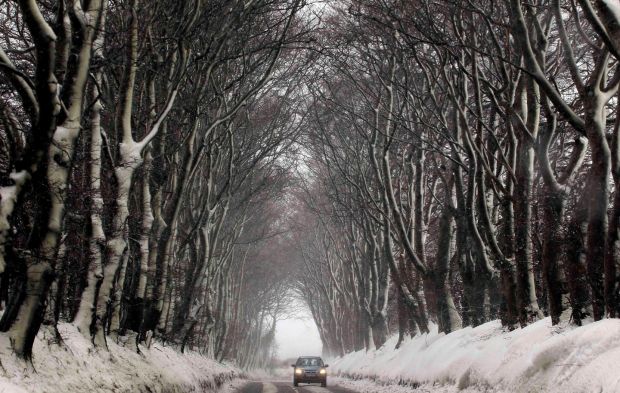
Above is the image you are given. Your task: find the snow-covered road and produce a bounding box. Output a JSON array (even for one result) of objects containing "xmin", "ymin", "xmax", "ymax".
[{"xmin": 235, "ymin": 381, "xmax": 361, "ymax": 393}]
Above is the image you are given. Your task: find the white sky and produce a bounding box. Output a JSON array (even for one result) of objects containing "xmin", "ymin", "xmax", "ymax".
[{"xmin": 275, "ymin": 316, "xmax": 322, "ymax": 360}]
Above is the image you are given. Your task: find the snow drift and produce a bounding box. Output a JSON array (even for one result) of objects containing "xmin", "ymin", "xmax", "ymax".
[
  {"xmin": 330, "ymin": 317, "xmax": 620, "ymax": 392},
  {"xmin": 0, "ymin": 323, "xmax": 241, "ymax": 393}
]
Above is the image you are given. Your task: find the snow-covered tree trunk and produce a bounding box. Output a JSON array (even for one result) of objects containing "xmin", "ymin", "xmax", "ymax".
[
  {"xmin": 74, "ymin": 71, "xmax": 106, "ymax": 337},
  {"xmin": 4, "ymin": 0, "xmax": 105, "ymax": 358},
  {"xmin": 72, "ymin": 0, "xmax": 108, "ymax": 335},
  {"xmin": 44, "ymin": 0, "xmax": 101, "ymax": 266},
  {"xmin": 0, "ymin": 0, "xmax": 55, "ymax": 275},
  {"xmin": 91, "ymin": 0, "xmax": 178, "ymax": 345},
  {"xmin": 93, "ymin": 152, "xmax": 137, "ymax": 346},
  {"xmin": 135, "ymin": 71, "xmax": 158, "ymax": 305},
  {"xmin": 136, "ymin": 151, "xmax": 154, "ymax": 301},
  {"xmin": 513, "ymin": 80, "xmax": 543, "ymax": 325}
]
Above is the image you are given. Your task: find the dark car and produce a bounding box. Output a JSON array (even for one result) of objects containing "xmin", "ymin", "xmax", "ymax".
[{"xmin": 291, "ymin": 356, "xmax": 329, "ymax": 387}]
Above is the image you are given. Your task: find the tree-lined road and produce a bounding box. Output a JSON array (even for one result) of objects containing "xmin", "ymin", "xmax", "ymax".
[
  {"xmin": 2, "ymin": 0, "xmax": 620, "ymax": 392},
  {"xmin": 237, "ymin": 382, "xmax": 359, "ymax": 393}
]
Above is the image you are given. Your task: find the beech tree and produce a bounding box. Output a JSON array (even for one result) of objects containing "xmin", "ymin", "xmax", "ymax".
[
  {"xmin": 0, "ymin": 0, "xmax": 308, "ymax": 362},
  {"xmin": 2, "ymin": 0, "xmax": 620, "ymax": 370},
  {"xmin": 294, "ymin": 0, "xmax": 620, "ymax": 353}
]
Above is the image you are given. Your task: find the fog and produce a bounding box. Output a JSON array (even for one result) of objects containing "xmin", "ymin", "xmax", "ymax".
[{"xmin": 275, "ymin": 316, "xmax": 322, "ymax": 360}]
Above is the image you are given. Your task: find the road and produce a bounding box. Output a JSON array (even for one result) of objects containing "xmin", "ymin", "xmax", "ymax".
[{"xmin": 235, "ymin": 381, "xmax": 361, "ymax": 393}]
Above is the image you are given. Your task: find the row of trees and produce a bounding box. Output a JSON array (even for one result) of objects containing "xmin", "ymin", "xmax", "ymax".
[
  {"xmin": 0, "ymin": 0, "xmax": 309, "ymax": 362},
  {"xmin": 294, "ymin": 0, "xmax": 620, "ymax": 357}
]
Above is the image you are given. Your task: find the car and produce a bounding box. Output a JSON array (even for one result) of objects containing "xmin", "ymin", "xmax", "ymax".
[{"xmin": 291, "ymin": 356, "xmax": 329, "ymax": 387}]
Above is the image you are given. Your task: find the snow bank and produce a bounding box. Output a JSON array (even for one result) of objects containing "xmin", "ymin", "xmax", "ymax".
[
  {"xmin": 330, "ymin": 318, "xmax": 620, "ymax": 393},
  {"xmin": 0, "ymin": 323, "xmax": 241, "ymax": 393}
]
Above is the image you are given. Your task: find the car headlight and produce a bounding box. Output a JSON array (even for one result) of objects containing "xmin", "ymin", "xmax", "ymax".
[
  {"xmin": 319, "ymin": 368, "xmax": 326, "ymax": 375},
  {"xmin": 295, "ymin": 368, "xmax": 303, "ymax": 375}
]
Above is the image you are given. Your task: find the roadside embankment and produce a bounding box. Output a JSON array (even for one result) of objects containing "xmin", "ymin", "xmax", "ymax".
[
  {"xmin": 0, "ymin": 323, "xmax": 242, "ymax": 393},
  {"xmin": 330, "ymin": 318, "xmax": 620, "ymax": 393}
]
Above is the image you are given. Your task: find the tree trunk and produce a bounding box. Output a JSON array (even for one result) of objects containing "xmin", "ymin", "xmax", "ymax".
[
  {"xmin": 514, "ymin": 135, "xmax": 543, "ymax": 325},
  {"xmin": 606, "ymin": 165, "xmax": 620, "ymax": 318},
  {"xmin": 74, "ymin": 73, "xmax": 106, "ymax": 338},
  {"xmin": 584, "ymin": 90, "xmax": 611, "ymax": 321},
  {"xmin": 433, "ymin": 204, "xmax": 462, "ymax": 333},
  {"xmin": 541, "ymin": 186, "xmax": 566, "ymax": 324},
  {"xmin": 565, "ymin": 187, "xmax": 591, "ymax": 325}
]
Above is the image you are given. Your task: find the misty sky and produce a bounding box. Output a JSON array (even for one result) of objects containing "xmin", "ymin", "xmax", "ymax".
[{"xmin": 275, "ymin": 316, "xmax": 322, "ymax": 360}]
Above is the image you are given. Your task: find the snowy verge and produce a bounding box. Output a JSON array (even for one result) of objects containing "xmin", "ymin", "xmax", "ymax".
[
  {"xmin": 330, "ymin": 376, "xmax": 468, "ymax": 393},
  {"xmin": 330, "ymin": 317, "xmax": 620, "ymax": 393},
  {"xmin": 0, "ymin": 323, "xmax": 242, "ymax": 393}
]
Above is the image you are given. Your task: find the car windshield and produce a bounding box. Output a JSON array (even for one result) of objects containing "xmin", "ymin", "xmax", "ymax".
[{"xmin": 297, "ymin": 358, "xmax": 323, "ymax": 367}]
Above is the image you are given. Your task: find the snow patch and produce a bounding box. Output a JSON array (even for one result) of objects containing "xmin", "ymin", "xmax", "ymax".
[
  {"xmin": 329, "ymin": 318, "xmax": 620, "ymax": 392},
  {"xmin": 602, "ymin": 0, "xmax": 620, "ymax": 27},
  {"xmin": 0, "ymin": 170, "xmax": 30, "ymax": 272}
]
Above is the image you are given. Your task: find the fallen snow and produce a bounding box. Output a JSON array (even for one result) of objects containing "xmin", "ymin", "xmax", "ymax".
[
  {"xmin": 0, "ymin": 323, "xmax": 242, "ymax": 393},
  {"xmin": 215, "ymin": 378, "xmax": 250, "ymax": 393},
  {"xmin": 330, "ymin": 376, "xmax": 466, "ymax": 393},
  {"xmin": 329, "ymin": 317, "xmax": 620, "ymax": 393}
]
